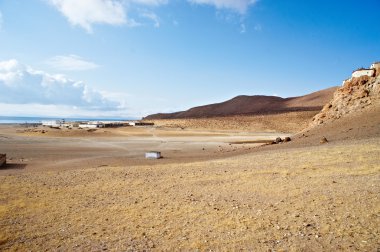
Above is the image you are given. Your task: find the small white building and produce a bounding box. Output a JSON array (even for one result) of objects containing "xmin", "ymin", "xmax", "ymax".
[
  {"xmin": 42, "ymin": 120, "xmax": 64, "ymax": 127},
  {"xmin": 370, "ymin": 62, "xmax": 380, "ymax": 69},
  {"xmin": 351, "ymin": 68, "xmax": 375, "ymax": 79},
  {"xmin": 128, "ymin": 121, "xmax": 154, "ymax": 126},
  {"xmin": 78, "ymin": 123, "xmax": 104, "ymax": 129},
  {"xmin": 370, "ymin": 62, "xmax": 380, "ymax": 74},
  {"xmin": 342, "ymin": 61, "xmax": 380, "ymax": 85},
  {"xmin": 145, "ymin": 151, "xmax": 162, "ymax": 159}
]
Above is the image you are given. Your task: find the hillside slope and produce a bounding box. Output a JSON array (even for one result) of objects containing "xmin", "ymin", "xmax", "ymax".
[
  {"xmin": 311, "ymin": 75, "xmax": 380, "ymax": 126},
  {"xmin": 144, "ymin": 87, "xmax": 337, "ymax": 120},
  {"xmin": 276, "ymin": 63, "xmax": 380, "ymax": 147}
]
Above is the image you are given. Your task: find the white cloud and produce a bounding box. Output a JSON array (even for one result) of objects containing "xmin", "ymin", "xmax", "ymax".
[
  {"xmin": 140, "ymin": 11, "xmax": 160, "ymax": 28},
  {"xmin": 129, "ymin": 0, "xmax": 168, "ymax": 6},
  {"xmin": 0, "ymin": 59, "xmax": 131, "ymax": 117},
  {"xmin": 47, "ymin": 0, "xmax": 255, "ymax": 32},
  {"xmin": 188, "ymin": 0, "xmax": 258, "ymax": 14},
  {"xmin": 46, "ymin": 55, "xmax": 100, "ymax": 71},
  {"xmin": 48, "ymin": 0, "xmax": 127, "ymax": 32},
  {"xmin": 47, "ymin": 0, "xmax": 169, "ymax": 32}
]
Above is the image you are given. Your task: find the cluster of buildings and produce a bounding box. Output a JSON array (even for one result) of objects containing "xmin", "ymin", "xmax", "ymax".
[
  {"xmin": 41, "ymin": 120, "xmax": 154, "ymax": 129},
  {"xmin": 343, "ymin": 62, "xmax": 380, "ymax": 85}
]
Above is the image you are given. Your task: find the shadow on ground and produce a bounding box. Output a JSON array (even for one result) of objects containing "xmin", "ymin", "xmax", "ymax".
[{"xmin": 0, "ymin": 163, "xmax": 27, "ymax": 170}]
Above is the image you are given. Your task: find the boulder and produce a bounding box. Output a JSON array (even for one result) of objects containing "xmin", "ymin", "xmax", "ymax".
[
  {"xmin": 283, "ymin": 137, "xmax": 291, "ymax": 142},
  {"xmin": 320, "ymin": 137, "xmax": 328, "ymax": 144}
]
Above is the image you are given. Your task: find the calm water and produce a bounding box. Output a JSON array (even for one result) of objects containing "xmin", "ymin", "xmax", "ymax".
[{"xmin": 0, "ymin": 116, "xmax": 135, "ymax": 124}]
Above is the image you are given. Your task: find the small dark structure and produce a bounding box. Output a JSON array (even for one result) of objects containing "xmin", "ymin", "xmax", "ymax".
[
  {"xmin": 130, "ymin": 122, "xmax": 155, "ymax": 126},
  {"xmin": 0, "ymin": 154, "xmax": 6, "ymax": 167}
]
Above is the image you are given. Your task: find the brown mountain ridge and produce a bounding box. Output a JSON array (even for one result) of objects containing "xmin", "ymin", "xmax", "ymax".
[{"xmin": 144, "ymin": 86, "xmax": 337, "ymax": 120}]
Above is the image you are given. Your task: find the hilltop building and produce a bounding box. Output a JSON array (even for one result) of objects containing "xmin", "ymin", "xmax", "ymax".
[
  {"xmin": 370, "ymin": 62, "xmax": 380, "ymax": 73},
  {"xmin": 351, "ymin": 68, "xmax": 375, "ymax": 79},
  {"xmin": 342, "ymin": 61, "xmax": 380, "ymax": 85}
]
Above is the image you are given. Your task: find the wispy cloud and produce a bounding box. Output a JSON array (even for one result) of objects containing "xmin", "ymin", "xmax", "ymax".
[
  {"xmin": 140, "ymin": 11, "xmax": 160, "ymax": 28},
  {"xmin": 47, "ymin": 0, "xmax": 257, "ymax": 32},
  {"xmin": 129, "ymin": 0, "xmax": 168, "ymax": 6},
  {"xmin": 46, "ymin": 55, "xmax": 100, "ymax": 71},
  {"xmin": 47, "ymin": 0, "xmax": 169, "ymax": 32},
  {"xmin": 188, "ymin": 0, "xmax": 258, "ymax": 14},
  {"xmin": 47, "ymin": 0, "xmax": 127, "ymax": 33},
  {"xmin": 0, "ymin": 59, "xmax": 131, "ymax": 117}
]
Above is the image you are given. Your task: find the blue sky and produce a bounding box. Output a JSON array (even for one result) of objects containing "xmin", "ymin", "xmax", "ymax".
[{"xmin": 0, "ymin": 0, "xmax": 379, "ymax": 118}]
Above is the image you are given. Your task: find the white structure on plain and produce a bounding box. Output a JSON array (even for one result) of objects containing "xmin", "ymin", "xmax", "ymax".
[
  {"xmin": 78, "ymin": 122, "xmax": 105, "ymax": 129},
  {"xmin": 342, "ymin": 61, "xmax": 380, "ymax": 85},
  {"xmin": 0, "ymin": 154, "xmax": 6, "ymax": 167},
  {"xmin": 42, "ymin": 120, "xmax": 64, "ymax": 127},
  {"xmin": 145, "ymin": 151, "xmax": 162, "ymax": 159}
]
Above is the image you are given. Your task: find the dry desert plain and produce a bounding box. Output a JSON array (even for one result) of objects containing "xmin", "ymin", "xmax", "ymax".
[{"xmin": 0, "ymin": 115, "xmax": 379, "ymax": 251}]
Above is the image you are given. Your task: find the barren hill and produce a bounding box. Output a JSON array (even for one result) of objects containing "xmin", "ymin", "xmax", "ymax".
[{"xmin": 144, "ymin": 87, "xmax": 337, "ymax": 120}]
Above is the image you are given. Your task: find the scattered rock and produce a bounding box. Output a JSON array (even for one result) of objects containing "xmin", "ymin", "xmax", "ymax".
[
  {"xmin": 320, "ymin": 137, "xmax": 328, "ymax": 144},
  {"xmin": 283, "ymin": 137, "xmax": 291, "ymax": 142},
  {"xmin": 275, "ymin": 137, "xmax": 282, "ymax": 144}
]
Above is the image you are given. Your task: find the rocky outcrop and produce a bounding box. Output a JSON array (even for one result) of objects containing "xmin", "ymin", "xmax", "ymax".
[{"xmin": 311, "ymin": 72, "xmax": 380, "ymax": 126}]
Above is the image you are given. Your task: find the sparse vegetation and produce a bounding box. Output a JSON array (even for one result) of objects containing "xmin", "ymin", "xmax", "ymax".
[{"xmin": 0, "ymin": 138, "xmax": 379, "ymax": 251}]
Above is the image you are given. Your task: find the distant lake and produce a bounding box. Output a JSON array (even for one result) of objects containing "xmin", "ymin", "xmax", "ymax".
[{"xmin": 0, "ymin": 116, "xmax": 136, "ymax": 124}]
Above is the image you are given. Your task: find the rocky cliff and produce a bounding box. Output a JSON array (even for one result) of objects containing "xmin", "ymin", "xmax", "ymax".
[{"xmin": 311, "ymin": 72, "xmax": 380, "ymax": 126}]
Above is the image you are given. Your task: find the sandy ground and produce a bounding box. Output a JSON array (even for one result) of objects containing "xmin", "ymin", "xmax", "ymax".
[
  {"xmin": 0, "ymin": 125, "xmax": 288, "ymax": 173},
  {"xmin": 0, "ymin": 123, "xmax": 379, "ymax": 251},
  {"xmin": 146, "ymin": 111, "xmax": 319, "ymax": 133}
]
